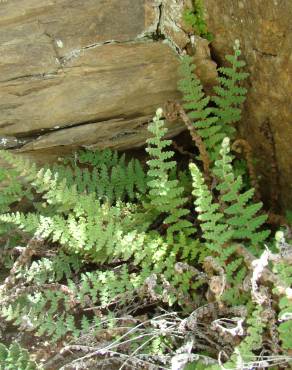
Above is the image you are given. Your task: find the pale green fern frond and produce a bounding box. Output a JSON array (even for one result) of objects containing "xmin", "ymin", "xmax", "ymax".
[
  {"xmin": 22, "ymin": 251, "xmax": 82, "ymax": 284},
  {"xmin": 2, "ymin": 265, "xmax": 145, "ymax": 342},
  {"xmin": 190, "ymin": 162, "xmax": 233, "ymax": 259},
  {"xmin": 223, "ymin": 305, "xmax": 266, "ymax": 369},
  {"xmin": 190, "ymin": 161, "xmax": 247, "ymax": 304},
  {"xmin": 146, "ymin": 108, "xmax": 194, "ymax": 238}
]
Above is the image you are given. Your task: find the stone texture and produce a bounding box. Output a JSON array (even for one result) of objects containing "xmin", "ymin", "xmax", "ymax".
[
  {"xmin": 20, "ymin": 114, "xmax": 185, "ymax": 152},
  {"xmin": 0, "ymin": 42, "xmax": 182, "ymax": 136},
  {"xmin": 0, "ymin": 0, "xmax": 146, "ymax": 82},
  {"xmin": 204, "ymin": 0, "xmax": 292, "ymax": 211},
  {"xmin": 0, "ymin": 0, "xmax": 217, "ymax": 158}
]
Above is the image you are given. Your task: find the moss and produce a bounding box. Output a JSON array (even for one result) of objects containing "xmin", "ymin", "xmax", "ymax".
[{"xmin": 183, "ymin": 0, "xmax": 213, "ymax": 41}]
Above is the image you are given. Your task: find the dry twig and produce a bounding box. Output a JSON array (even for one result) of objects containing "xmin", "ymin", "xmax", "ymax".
[{"xmin": 0, "ymin": 232, "xmax": 44, "ymax": 292}]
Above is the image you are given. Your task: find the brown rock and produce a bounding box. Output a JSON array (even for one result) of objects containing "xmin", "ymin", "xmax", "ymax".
[
  {"xmin": 0, "ymin": 0, "xmax": 217, "ymax": 159},
  {"xmin": 0, "ymin": 42, "xmax": 182, "ymax": 136},
  {"xmin": 20, "ymin": 114, "xmax": 185, "ymax": 152},
  {"xmin": 204, "ymin": 0, "xmax": 292, "ymax": 211}
]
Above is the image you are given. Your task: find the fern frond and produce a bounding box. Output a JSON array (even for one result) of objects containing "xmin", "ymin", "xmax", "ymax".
[
  {"xmin": 77, "ymin": 148, "xmax": 122, "ymax": 168},
  {"xmin": 178, "ymin": 56, "xmax": 221, "ymax": 160},
  {"xmin": 190, "ymin": 162, "xmax": 233, "ymax": 257},
  {"xmin": 146, "ymin": 109, "xmax": 194, "ymax": 238},
  {"xmin": 212, "ymin": 41, "xmax": 249, "ymax": 138},
  {"xmin": 224, "ymin": 305, "xmax": 266, "ymax": 367},
  {"xmin": 51, "ymin": 151, "xmax": 148, "ymax": 203},
  {"xmin": 22, "ymin": 251, "xmax": 82, "ymax": 284},
  {"xmin": 2, "ymin": 265, "xmax": 144, "ymax": 341},
  {"xmin": 213, "ymin": 137, "xmax": 269, "ymax": 249},
  {"xmin": 278, "ymin": 296, "xmax": 292, "ymax": 350},
  {"xmin": 0, "ymin": 212, "xmax": 40, "ymax": 234},
  {"xmin": 0, "ymin": 342, "xmax": 40, "ymax": 370}
]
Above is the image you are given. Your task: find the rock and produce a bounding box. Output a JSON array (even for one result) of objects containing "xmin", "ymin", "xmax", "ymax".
[
  {"xmin": 0, "ymin": 42, "xmax": 182, "ymax": 136},
  {"xmin": 204, "ymin": 0, "xmax": 292, "ymax": 211},
  {"xmin": 0, "ymin": 0, "xmax": 217, "ymax": 160},
  {"xmin": 160, "ymin": 0, "xmax": 190, "ymax": 50},
  {"xmin": 204, "ymin": 0, "xmax": 292, "ymax": 210},
  {"xmin": 20, "ymin": 114, "xmax": 184, "ymax": 152}
]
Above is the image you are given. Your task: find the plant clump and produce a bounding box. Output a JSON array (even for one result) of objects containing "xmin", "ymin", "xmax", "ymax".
[{"xmin": 0, "ymin": 43, "xmax": 291, "ymax": 370}]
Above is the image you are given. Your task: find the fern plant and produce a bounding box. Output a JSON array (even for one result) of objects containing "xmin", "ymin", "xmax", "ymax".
[
  {"xmin": 0, "ymin": 43, "xmax": 288, "ymax": 369},
  {"xmin": 212, "ymin": 40, "xmax": 249, "ymax": 138},
  {"xmin": 213, "ymin": 137, "xmax": 270, "ymax": 251},
  {"xmin": 0, "ymin": 342, "xmax": 40, "ymax": 370},
  {"xmin": 0, "ymin": 150, "xmax": 151, "ymax": 263},
  {"xmin": 221, "ymin": 305, "xmax": 266, "ymax": 370},
  {"xmin": 0, "ymin": 167, "xmax": 24, "ymax": 213},
  {"xmin": 1, "ymin": 265, "xmax": 141, "ymax": 342},
  {"xmin": 21, "ymin": 250, "xmax": 82, "ymax": 284},
  {"xmin": 178, "ymin": 56, "xmax": 221, "ymax": 161},
  {"xmin": 183, "ymin": 0, "xmax": 213, "ymax": 41},
  {"xmin": 0, "ymin": 165, "xmax": 32, "ymax": 239},
  {"xmin": 178, "ymin": 42, "xmax": 248, "ymax": 161},
  {"xmin": 278, "ymin": 295, "xmax": 292, "ymax": 350},
  {"xmin": 272, "ymin": 231, "xmax": 292, "ymax": 350},
  {"xmin": 190, "ymin": 137, "xmax": 269, "ymax": 304},
  {"xmin": 190, "ymin": 161, "xmax": 243, "ymax": 304},
  {"xmin": 190, "ymin": 138, "xmax": 269, "ymax": 257},
  {"xmin": 146, "ymin": 108, "xmax": 194, "ymax": 239},
  {"xmin": 51, "ymin": 149, "xmax": 148, "ymax": 203}
]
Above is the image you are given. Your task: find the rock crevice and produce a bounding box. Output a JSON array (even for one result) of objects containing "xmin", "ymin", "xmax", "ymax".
[{"xmin": 204, "ymin": 0, "xmax": 292, "ymax": 210}]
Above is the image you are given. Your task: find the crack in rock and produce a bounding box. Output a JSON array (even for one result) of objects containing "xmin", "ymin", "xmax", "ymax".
[
  {"xmin": 3, "ymin": 1, "xmax": 192, "ymax": 82},
  {"xmin": 1, "ymin": 1, "xmax": 197, "ymax": 148}
]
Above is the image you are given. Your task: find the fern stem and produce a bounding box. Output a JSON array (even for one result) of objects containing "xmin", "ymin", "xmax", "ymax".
[{"xmin": 165, "ymin": 101, "xmax": 211, "ymax": 184}]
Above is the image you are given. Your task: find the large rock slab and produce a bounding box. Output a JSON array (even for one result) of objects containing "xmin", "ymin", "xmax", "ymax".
[
  {"xmin": 204, "ymin": 0, "xmax": 292, "ymax": 211},
  {"xmin": 0, "ymin": 0, "xmax": 146, "ymax": 82},
  {"xmin": 0, "ymin": 0, "xmax": 217, "ymax": 157},
  {"xmin": 1, "ymin": 42, "xmax": 182, "ymax": 136}
]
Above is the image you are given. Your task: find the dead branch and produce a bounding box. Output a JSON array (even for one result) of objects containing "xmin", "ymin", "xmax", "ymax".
[
  {"xmin": 172, "ymin": 141, "xmax": 193, "ymax": 159},
  {"xmin": 0, "ymin": 233, "xmax": 44, "ymax": 292},
  {"xmin": 235, "ymin": 244, "xmax": 289, "ymax": 296}
]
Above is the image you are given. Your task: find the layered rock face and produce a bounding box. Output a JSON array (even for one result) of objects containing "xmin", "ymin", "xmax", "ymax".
[
  {"xmin": 0, "ymin": 0, "xmax": 291, "ymax": 211},
  {"xmin": 204, "ymin": 0, "xmax": 292, "ymax": 211},
  {"xmin": 0, "ymin": 0, "xmax": 216, "ymax": 157}
]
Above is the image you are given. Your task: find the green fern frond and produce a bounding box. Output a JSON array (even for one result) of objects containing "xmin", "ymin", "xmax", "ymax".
[
  {"xmin": 272, "ymin": 239, "xmax": 292, "ymax": 350},
  {"xmin": 212, "ymin": 41, "xmax": 249, "ymax": 138},
  {"xmin": 190, "ymin": 162, "xmax": 233, "ymax": 257},
  {"xmin": 0, "ymin": 212, "xmax": 40, "ymax": 234},
  {"xmin": 146, "ymin": 108, "xmax": 195, "ymax": 238},
  {"xmin": 278, "ymin": 296, "xmax": 292, "ymax": 350},
  {"xmin": 190, "ymin": 160, "xmax": 249, "ymax": 305},
  {"xmin": 224, "ymin": 305, "xmax": 266, "ymax": 367},
  {"xmin": 178, "ymin": 56, "xmax": 221, "ymax": 161},
  {"xmin": 2, "ymin": 265, "xmax": 145, "ymax": 341},
  {"xmin": 22, "ymin": 251, "xmax": 82, "ymax": 284},
  {"xmin": 0, "ymin": 342, "xmax": 40, "ymax": 370},
  {"xmin": 178, "ymin": 43, "xmax": 248, "ymax": 161},
  {"xmin": 51, "ymin": 151, "xmax": 148, "ymax": 203},
  {"xmin": 213, "ymin": 137, "xmax": 269, "ymax": 249}
]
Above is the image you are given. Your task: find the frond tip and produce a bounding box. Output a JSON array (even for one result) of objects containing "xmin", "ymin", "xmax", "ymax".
[{"xmin": 146, "ymin": 109, "xmax": 195, "ymax": 237}]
